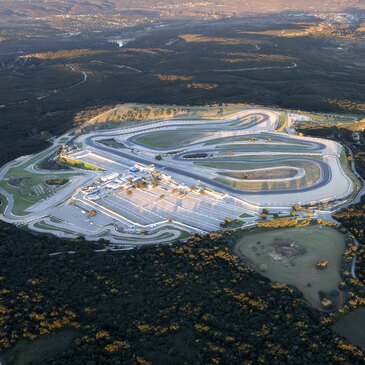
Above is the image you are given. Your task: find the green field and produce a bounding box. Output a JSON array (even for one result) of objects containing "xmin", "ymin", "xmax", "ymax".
[
  {"xmin": 234, "ymin": 225, "xmax": 347, "ymax": 308},
  {"xmin": 134, "ymin": 130, "xmax": 214, "ymax": 149},
  {"xmin": 332, "ymin": 307, "xmax": 365, "ymax": 350},
  {"xmin": 0, "ymin": 156, "xmax": 80, "ymax": 215},
  {"xmin": 0, "ymin": 170, "xmax": 56, "ymax": 215},
  {"xmin": 239, "ymin": 213, "xmax": 254, "ymax": 218},
  {"xmin": 0, "ymin": 329, "xmax": 78, "ymax": 365}
]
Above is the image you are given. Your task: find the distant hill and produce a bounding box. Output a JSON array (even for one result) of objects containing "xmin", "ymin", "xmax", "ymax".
[{"xmin": 0, "ymin": 0, "xmax": 364, "ymax": 19}]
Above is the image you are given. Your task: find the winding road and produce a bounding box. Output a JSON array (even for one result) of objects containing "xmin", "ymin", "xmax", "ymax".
[
  {"xmin": 0, "ymin": 64, "xmax": 88, "ymax": 109},
  {"xmin": 0, "ymin": 107, "xmax": 359, "ymax": 248},
  {"xmin": 83, "ymin": 111, "xmax": 332, "ymax": 196}
]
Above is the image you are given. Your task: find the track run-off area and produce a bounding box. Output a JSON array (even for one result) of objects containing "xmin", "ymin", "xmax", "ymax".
[{"xmin": 0, "ymin": 106, "xmax": 360, "ymax": 245}]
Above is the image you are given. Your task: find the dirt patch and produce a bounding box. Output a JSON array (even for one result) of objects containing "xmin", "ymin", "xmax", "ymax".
[
  {"xmin": 98, "ymin": 138, "xmax": 125, "ymax": 149},
  {"xmin": 8, "ymin": 177, "xmax": 30, "ymax": 188},
  {"xmin": 45, "ymin": 178, "xmax": 69, "ymax": 186},
  {"xmin": 221, "ymin": 167, "xmax": 298, "ymax": 180},
  {"xmin": 270, "ymin": 237, "xmax": 306, "ymax": 260}
]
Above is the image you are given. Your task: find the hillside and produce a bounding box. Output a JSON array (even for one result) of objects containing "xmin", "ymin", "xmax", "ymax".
[{"xmin": 0, "ymin": 0, "xmax": 364, "ymax": 19}]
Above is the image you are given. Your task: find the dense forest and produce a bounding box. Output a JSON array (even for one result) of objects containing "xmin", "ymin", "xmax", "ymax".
[
  {"xmin": 0, "ymin": 117, "xmax": 364, "ymax": 365},
  {"xmin": 334, "ymin": 198, "xmax": 365, "ymax": 297},
  {"xmin": 0, "ymin": 222, "xmax": 364, "ymax": 365},
  {"xmin": 1, "ymin": 10, "xmax": 365, "ymax": 363},
  {"xmin": 297, "ymin": 124, "xmax": 365, "ymax": 312},
  {"xmin": 297, "ymin": 123, "xmax": 365, "ymax": 178},
  {"xmin": 1, "ymin": 13, "xmax": 365, "ymax": 167}
]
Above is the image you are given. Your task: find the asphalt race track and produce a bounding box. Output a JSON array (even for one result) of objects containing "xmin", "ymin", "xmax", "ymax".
[{"xmin": 0, "ymin": 107, "xmax": 356, "ymax": 244}]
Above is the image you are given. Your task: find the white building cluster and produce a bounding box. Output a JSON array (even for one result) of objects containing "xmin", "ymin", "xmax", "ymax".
[{"xmin": 81, "ymin": 164, "xmax": 172, "ymax": 201}]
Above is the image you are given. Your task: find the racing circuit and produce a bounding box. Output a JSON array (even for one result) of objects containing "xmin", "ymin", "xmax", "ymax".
[{"xmin": 0, "ymin": 107, "xmax": 358, "ymax": 245}]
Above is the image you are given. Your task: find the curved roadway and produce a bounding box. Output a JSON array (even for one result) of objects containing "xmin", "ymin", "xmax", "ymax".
[
  {"xmin": 126, "ymin": 112, "xmax": 272, "ymax": 150},
  {"xmin": 86, "ymin": 139, "xmax": 331, "ymax": 196}
]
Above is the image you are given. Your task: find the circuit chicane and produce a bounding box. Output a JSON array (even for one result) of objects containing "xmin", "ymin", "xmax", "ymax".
[
  {"xmin": 133, "ymin": 131, "xmax": 323, "ymax": 158},
  {"xmin": 129, "ymin": 114, "xmax": 272, "ymax": 150},
  {"xmin": 196, "ymin": 158, "xmax": 322, "ymax": 191},
  {"xmin": 204, "ymin": 134, "xmax": 321, "ymax": 148},
  {"xmin": 95, "ymin": 124, "xmax": 326, "ymax": 195},
  {"xmin": 225, "ymin": 117, "xmax": 261, "ymax": 128}
]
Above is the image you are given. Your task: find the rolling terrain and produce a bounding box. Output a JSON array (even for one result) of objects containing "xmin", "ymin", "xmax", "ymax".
[
  {"xmin": 1, "ymin": 3, "xmax": 365, "ymax": 365},
  {"xmin": 0, "ymin": 12, "xmax": 365, "ymax": 168},
  {"xmin": 0, "ymin": 0, "xmax": 364, "ymax": 19}
]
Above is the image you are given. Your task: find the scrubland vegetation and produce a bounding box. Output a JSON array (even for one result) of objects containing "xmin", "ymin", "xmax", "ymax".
[
  {"xmin": 1, "ymin": 15, "xmax": 365, "ymax": 167},
  {"xmin": 1, "ymin": 11, "xmax": 365, "ymax": 364},
  {"xmin": 80, "ymin": 104, "xmax": 227, "ymax": 132},
  {"xmin": 0, "ymin": 222, "xmax": 365, "ymax": 365},
  {"xmin": 20, "ymin": 49, "xmax": 112, "ymax": 60},
  {"xmin": 154, "ymin": 74, "xmax": 193, "ymax": 81},
  {"xmin": 334, "ymin": 199, "xmax": 365, "ymax": 297}
]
